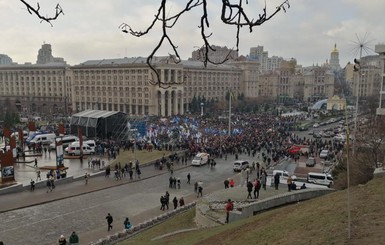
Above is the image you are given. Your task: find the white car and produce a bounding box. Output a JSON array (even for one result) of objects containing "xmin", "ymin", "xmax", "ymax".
[
  {"xmin": 233, "ymin": 160, "xmax": 249, "ymax": 172},
  {"xmin": 65, "ymin": 142, "xmax": 94, "ymax": 155},
  {"xmin": 334, "ymin": 134, "xmax": 346, "ymax": 141},
  {"xmin": 320, "ymin": 150, "xmax": 329, "ymax": 159},
  {"xmin": 272, "ymin": 170, "xmax": 297, "ymax": 181},
  {"xmin": 313, "ymin": 123, "xmax": 320, "ymax": 128}
]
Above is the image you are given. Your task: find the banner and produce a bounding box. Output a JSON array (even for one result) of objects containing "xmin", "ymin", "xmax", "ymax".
[
  {"xmin": 18, "ymin": 128, "xmax": 24, "ymax": 144},
  {"xmin": 56, "ymin": 138, "xmax": 64, "ymax": 167},
  {"xmin": 58, "ymin": 123, "xmax": 65, "ymax": 136},
  {"xmin": 0, "ymin": 150, "xmax": 15, "ymax": 183},
  {"xmin": 3, "ymin": 127, "xmax": 11, "ymax": 138},
  {"xmin": 78, "ymin": 127, "xmax": 83, "ymax": 156},
  {"xmin": 28, "ymin": 121, "xmax": 36, "ymax": 131}
]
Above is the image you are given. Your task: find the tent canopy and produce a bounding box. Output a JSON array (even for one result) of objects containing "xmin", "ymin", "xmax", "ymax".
[{"xmin": 70, "ymin": 110, "xmax": 127, "ymax": 139}]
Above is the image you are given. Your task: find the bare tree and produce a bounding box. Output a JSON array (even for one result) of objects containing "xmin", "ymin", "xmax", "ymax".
[
  {"xmin": 119, "ymin": 0, "xmax": 290, "ymax": 88},
  {"xmin": 19, "ymin": 0, "xmax": 64, "ymax": 26}
]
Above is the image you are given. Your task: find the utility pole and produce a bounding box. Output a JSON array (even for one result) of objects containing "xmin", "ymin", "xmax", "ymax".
[
  {"xmin": 228, "ymin": 91, "xmax": 232, "ymax": 136},
  {"xmin": 352, "ymin": 46, "xmax": 363, "ymax": 156}
]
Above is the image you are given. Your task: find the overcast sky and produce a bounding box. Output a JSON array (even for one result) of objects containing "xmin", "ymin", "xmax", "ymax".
[{"xmin": 1, "ymin": 0, "xmax": 384, "ymax": 67}]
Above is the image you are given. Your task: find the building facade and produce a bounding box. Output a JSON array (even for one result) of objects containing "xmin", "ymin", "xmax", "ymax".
[
  {"xmin": 70, "ymin": 57, "xmax": 242, "ymax": 117},
  {"xmin": 303, "ymin": 66, "xmax": 335, "ymax": 102},
  {"xmin": 350, "ymin": 55, "xmax": 381, "ymax": 100},
  {"xmin": 0, "ymin": 63, "xmax": 69, "ymax": 116}
]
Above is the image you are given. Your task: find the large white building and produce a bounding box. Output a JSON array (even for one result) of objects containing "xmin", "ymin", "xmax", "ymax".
[
  {"xmin": 0, "ymin": 63, "xmax": 69, "ymax": 115},
  {"xmin": 70, "ymin": 57, "xmax": 243, "ymax": 116}
]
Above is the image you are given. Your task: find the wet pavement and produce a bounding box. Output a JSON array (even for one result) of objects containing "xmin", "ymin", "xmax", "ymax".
[{"xmin": 13, "ymin": 152, "xmax": 107, "ymax": 185}]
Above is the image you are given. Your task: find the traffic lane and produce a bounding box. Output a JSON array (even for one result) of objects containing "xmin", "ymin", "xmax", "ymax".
[{"xmin": 0, "ymin": 153, "xmax": 257, "ymax": 245}]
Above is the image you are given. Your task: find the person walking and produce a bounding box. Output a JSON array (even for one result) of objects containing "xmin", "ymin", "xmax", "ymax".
[
  {"xmin": 253, "ymin": 178, "xmax": 261, "ymax": 199},
  {"xmin": 287, "ymin": 175, "xmax": 293, "ymax": 192},
  {"xmin": 106, "ymin": 213, "xmax": 113, "ymax": 231},
  {"xmin": 34, "ymin": 158, "xmax": 38, "ymax": 167},
  {"xmin": 173, "ymin": 196, "xmax": 178, "ymax": 209},
  {"xmin": 30, "ymin": 179, "xmax": 35, "ymax": 192},
  {"xmin": 160, "ymin": 195, "xmax": 166, "ymax": 210},
  {"xmin": 197, "ymin": 181, "xmax": 203, "ymax": 197},
  {"xmin": 58, "ymin": 235, "xmax": 67, "ymax": 245},
  {"xmin": 46, "ymin": 178, "xmax": 52, "ymax": 193},
  {"xmin": 224, "ymin": 178, "xmax": 229, "ymax": 189},
  {"xmin": 225, "ymin": 199, "xmax": 233, "ymax": 224},
  {"xmin": 84, "ymin": 172, "xmax": 89, "ymax": 185},
  {"xmin": 36, "ymin": 170, "xmax": 41, "ymax": 181},
  {"xmin": 179, "ymin": 197, "xmax": 185, "ymax": 207},
  {"xmin": 177, "ymin": 178, "xmax": 181, "ymax": 189},
  {"xmin": 261, "ymin": 171, "xmax": 267, "ymax": 190},
  {"xmin": 229, "ymin": 179, "xmax": 235, "ymax": 188},
  {"xmin": 69, "ymin": 231, "xmax": 79, "ymax": 245},
  {"xmin": 187, "ymin": 173, "xmax": 191, "ymax": 184},
  {"xmin": 165, "ymin": 191, "xmax": 170, "ymax": 209},
  {"xmin": 246, "ymin": 181, "xmax": 253, "ymax": 199},
  {"xmin": 274, "ymin": 172, "xmax": 280, "ymax": 190},
  {"xmin": 136, "ymin": 166, "xmax": 141, "ymax": 179}
]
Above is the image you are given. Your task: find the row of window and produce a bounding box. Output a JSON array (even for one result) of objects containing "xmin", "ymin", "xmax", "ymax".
[
  {"xmin": 0, "ymin": 76, "xmax": 63, "ymax": 82},
  {"xmin": 76, "ymin": 97, "xmax": 150, "ymax": 105},
  {"xmin": 73, "ymin": 69, "xmax": 148, "ymax": 75},
  {"xmin": 0, "ymin": 70, "xmax": 64, "ymax": 76}
]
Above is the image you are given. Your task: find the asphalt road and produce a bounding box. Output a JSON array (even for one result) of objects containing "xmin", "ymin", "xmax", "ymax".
[{"xmin": 0, "ymin": 153, "xmax": 273, "ymax": 245}]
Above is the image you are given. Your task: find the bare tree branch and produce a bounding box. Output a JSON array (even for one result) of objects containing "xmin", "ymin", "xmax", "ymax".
[
  {"xmin": 20, "ymin": 0, "xmax": 64, "ymax": 26},
  {"xmin": 120, "ymin": 0, "xmax": 290, "ymax": 88}
]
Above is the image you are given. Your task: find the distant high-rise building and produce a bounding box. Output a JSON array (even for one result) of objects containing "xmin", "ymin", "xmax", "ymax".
[
  {"xmin": 0, "ymin": 54, "xmax": 13, "ymax": 65},
  {"xmin": 190, "ymin": 45, "xmax": 238, "ymax": 63},
  {"xmin": 249, "ymin": 46, "xmax": 264, "ymax": 62},
  {"xmin": 36, "ymin": 43, "xmax": 66, "ymax": 64},
  {"xmin": 329, "ymin": 44, "xmax": 341, "ymax": 71},
  {"xmin": 249, "ymin": 46, "xmax": 283, "ymax": 73}
]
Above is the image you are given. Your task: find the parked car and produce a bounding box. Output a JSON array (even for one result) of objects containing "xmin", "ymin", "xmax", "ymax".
[
  {"xmin": 233, "ymin": 160, "xmax": 249, "ymax": 172},
  {"xmin": 320, "ymin": 150, "xmax": 330, "ymax": 159},
  {"xmin": 313, "ymin": 123, "xmax": 320, "ymax": 128},
  {"xmin": 306, "ymin": 157, "xmax": 316, "ymax": 167},
  {"xmin": 272, "ymin": 170, "xmax": 297, "ymax": 181},
  {"xmin": 334, "ymin": 134, "xmax": 346, "ymax": 141}
]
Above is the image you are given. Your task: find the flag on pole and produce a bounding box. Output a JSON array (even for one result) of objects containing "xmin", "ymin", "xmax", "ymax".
[
  {"xmin": 58, "ymin": 123, "xmax": 65, "ymax": 136},
  {"xmin": 3, "ymin": 127, "xmax": 11, "ymax": 138},
  {"xmin": 18, "ymin": 128, "xmax": 24, "ymax": 143},
  {"xmin": 28, "ymin": 121, "xmax": 36, "ymax": 131}
]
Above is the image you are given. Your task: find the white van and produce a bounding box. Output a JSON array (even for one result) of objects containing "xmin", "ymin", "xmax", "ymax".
[
  {"xmin": 233, "ymin": 160, "xmax": 249, "ymax": 172},
  {"xmin": 29, "ymin": 133, "xmax": 56, "ymax": 145},
  {"xmin": 273, "ymin": 170, "xmax": 297, "ymax": 181},
  {"xmin": 83, "ymin": 139, "xmax": 96, "ymax": 150},
  {"xmin": 307, "ymin": 172, "xmax": 333, "ymax": 187},
  {"xmin": 65, "ymin": 142, "xmax": 94, "ymax": 156},
  {"xmin": 49, "ymin": 135, "xmax": 79, "ymax": 150},
  {"xmin": 191, "ymin": 152, "xmax": 210, "ymax": 166},
  {"xmin": 11, "ymin": 131, "xmax": 29, "ymax": 139}
]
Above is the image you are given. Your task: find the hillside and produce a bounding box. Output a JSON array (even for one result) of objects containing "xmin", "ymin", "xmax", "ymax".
[{"xmin": 120, "ymin": 174, "xmax": 385, "ymax": 245}]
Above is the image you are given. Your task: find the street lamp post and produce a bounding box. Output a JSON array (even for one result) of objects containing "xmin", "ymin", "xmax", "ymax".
[{"xmin": 200, "ymin": 102, "xmax": 204, "ymax": 116}]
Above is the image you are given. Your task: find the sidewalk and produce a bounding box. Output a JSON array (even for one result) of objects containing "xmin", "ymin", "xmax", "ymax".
[{"xmin": 0, "ymin": 162, "xmax": 190, "ymax": 214}]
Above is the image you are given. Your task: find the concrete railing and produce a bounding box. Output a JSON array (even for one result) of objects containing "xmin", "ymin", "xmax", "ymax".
[
  {"xmin": 0, "ymin": 175, "xmax": 75, "ymax": 195},
  {"xmin": 229, "ymin": 188, "xmax": 335, "ymax": 223},
  {"xmin": 89, "ymin": 202, "xmax": 196, "ymax": 245}
]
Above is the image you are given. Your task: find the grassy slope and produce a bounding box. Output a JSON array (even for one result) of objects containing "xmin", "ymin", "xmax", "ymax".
[{"xmin": 120, "ymin": 175, "xmax": 385, "ymax": 245}]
